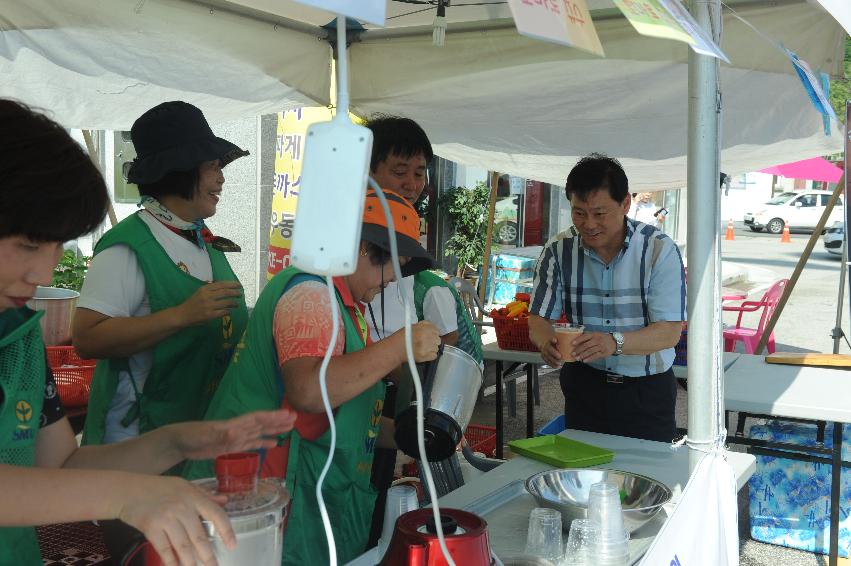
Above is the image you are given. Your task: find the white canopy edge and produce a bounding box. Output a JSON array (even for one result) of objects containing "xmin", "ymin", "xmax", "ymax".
[
  {"xmin": 0, "ymin": 1, "xmax": 844, "ymax": 187},
  {"xmin": 0, "ymin": 0, "xmax": 330, "ymax": 130},
  {"xmin": 351, "ymin": 4, "xmax": 844, "ymax": 187},
  {"xmin": 814, "ymin": 0, "xmax": 851, "ymax": 37}
]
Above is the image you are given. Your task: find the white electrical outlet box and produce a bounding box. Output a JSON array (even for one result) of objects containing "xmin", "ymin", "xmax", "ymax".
[{"xmin": 291, "ymin": 119, "xmax": 373, "ymax": 276}]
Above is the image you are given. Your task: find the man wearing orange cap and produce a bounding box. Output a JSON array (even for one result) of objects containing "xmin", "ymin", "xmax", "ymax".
[{"xmin": 185, "ymin": 189, "xmax": 440, "ymax": 564}]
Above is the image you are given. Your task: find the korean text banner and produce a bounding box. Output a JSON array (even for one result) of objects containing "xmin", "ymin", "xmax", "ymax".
[
  {"xmin": 508, "ymin": 0, "xmax": 604, "ymax": 57},
  {"xmin": 268, "ymin": 107, "xmax": 333, "ymax": 278},
  {"xmin": 613, "ymin": 0, "xmax": 729, "ymax": 63}
]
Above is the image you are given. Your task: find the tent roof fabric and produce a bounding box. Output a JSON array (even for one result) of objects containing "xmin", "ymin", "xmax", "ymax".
[{"xmin": 0, "ymin": 0, "xmax": 845, "ymax": 187}]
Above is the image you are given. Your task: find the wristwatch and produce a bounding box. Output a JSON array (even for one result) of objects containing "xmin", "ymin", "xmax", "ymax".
[{"xmin": 610, "ymin": 332, "xmax": 625, "ymax": 356}]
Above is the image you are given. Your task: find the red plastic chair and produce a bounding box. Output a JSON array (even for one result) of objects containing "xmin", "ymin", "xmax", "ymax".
[{"xmin": 722, "ymin": 279, "xmax": 788, "ymax": 354}]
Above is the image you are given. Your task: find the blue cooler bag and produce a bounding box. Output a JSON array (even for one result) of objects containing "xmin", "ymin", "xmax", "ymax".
[{"xmin": 748, "ymin": 420, "xmax": 851, "ymax": 557}]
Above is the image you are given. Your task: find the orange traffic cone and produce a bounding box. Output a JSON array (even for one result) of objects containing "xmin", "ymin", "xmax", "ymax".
[
  {"xmin": 725, "ymin": 219, "xmax": 735, "ymax": 241},
  {"xmin": 780, "ymin": 220, "xmax": 792, "ymax": 243}
]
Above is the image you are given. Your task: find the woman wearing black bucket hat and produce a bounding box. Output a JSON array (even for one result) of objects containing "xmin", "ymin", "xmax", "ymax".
[
  {"xmin": 184, "ymin": 188, "xmax": 441, "ymax": 564},
  {"xmin": 74, "ymin": 101, "xmax": 250, "ymax": 448}
]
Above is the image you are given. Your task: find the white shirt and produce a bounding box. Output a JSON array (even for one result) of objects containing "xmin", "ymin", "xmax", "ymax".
[
  {"xmin": 632, "ymin": 201, "xmax": 660, "ymax": 228},
  {"xmin": 77, "ymin": 211, "xmax": 213, "ymax": 443},
  {"xmin": 366, "ymin": 276, "xmax": 457, "ymax": 342}
]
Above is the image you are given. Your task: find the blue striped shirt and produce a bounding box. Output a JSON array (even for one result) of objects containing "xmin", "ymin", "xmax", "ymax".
[{"xmin": 531, "ymin": 219, "xmax": 686, "ymax": 376}]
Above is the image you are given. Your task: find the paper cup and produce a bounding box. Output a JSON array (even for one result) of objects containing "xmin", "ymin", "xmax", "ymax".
[{"xmin": 553, "ymin": 323, "xmax": 584, "ymax": 362}]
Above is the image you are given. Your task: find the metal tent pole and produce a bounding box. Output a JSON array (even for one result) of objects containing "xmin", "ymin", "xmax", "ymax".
[
  {"xmin": 686, "ymin": 0, "xmax": 723, "ymax": 474},
  {"xmin": 832, "ymin": 240, "xmax": 847, "ymax": 354}
]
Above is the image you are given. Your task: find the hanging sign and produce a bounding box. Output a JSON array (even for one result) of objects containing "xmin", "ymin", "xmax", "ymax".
[
  {"xmin": 784, "ymin": 48, "xmax": 839, "ymax": 127},
  {"xmin": 639, "ymin": 451, "xmax": 739, "ymax": 566},
  {"xmin": 508, "ymin": 0, "xmax": 605, "ymax": 57},
  {"xmin": 613, "ymin": 0, "xmax": 730, "ymax": 63},
  {"xmin": 289, "ymin": 0, "xmax": 385, "ymax": 25}
]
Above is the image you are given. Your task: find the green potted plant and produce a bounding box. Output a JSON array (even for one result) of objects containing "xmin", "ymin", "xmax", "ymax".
[
  {"xmin": 51, "ymin": 250, "xmax": 91, "ymax": 291},
  {"xmin": 439, "ymin": 182, "xmax": 490, "ymax": 277}
]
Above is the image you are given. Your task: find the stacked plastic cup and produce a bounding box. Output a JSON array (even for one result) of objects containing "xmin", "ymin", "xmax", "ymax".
[
  {"xmin": 524, "ymin": 507, "xmax": 563, "ymax": 563},
  {"xmin": 376, "ymin": 484, "xmax": 419, "ymax": 559},
  {"xmin": 587, "ymin": 482, "xmax": 630, "ymax": 565},
  {"xmin": 562, "ymin": 519, "xmax": 600, "ymax": 566}
]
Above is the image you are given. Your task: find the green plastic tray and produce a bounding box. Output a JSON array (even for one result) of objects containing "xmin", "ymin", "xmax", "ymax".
[{"xmin": 508, "ymin": 435, "xmax": 614, "ymax": 468}]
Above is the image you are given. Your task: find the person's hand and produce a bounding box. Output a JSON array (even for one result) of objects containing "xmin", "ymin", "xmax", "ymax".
[
  {"xmin": 177, "ymin": 282, "xmax": 243, "ymax": 326},
  {"xmin": 391, "ymin": 321, "xmax": 440, "ymax": 363},
  {"xmin": 171, "ymin": 409, "xmax": 297, "ymax": 461},
  {"xmin": 536, "ymin": 335, "xmax": 563, "ymax": 367},
  {"xmin": 118, "ymin": 475, "xmax": 234, "ymax": 566},
  {"xmin": 570, "ymin": 332, "xmax": 617, "ymax": 363}
]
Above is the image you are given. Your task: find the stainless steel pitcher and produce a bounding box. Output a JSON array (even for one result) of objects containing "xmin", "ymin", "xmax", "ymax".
[{"xmin": 395, "ymin": 344, "xmax": 484, "ymax": 461}]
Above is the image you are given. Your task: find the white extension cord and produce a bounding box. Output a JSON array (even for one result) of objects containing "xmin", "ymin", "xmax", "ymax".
[
  {"xmin": 314, "ymin": 13, "xmax": 455, "ymax": 566},
  {"xmin": 367, "ymin": 179, "xmax": 456, "ymax": 566}
]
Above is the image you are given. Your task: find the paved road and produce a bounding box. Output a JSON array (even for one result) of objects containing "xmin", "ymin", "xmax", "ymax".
[{"xmin": 720, "ymin": 220, "xmax": 848, "ymax": 355}]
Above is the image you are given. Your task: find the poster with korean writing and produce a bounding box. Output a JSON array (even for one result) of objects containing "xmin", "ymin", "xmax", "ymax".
[
  {"xmin": 508, "ymin": 0, "xmax": 604, "ymax": 57},
  {"xmin": 268, "ymin": 107, "xmax": 364, "ymax": 278},
  {"xmin": 268, "ymin": 107, "xmax": 331, "ymax": 278},
  {"xmin": 613, "ymin": 0, "xmax": 729, "ymax": 63}
]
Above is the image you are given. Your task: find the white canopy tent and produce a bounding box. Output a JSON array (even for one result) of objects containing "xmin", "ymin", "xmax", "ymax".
[
  {"xmin": 0, "ymin": 0, "xmax": 846, "ymax": 188},
  {"xmin": 3, "ymin": 1, "xmax": 851, "ymax": 562}
]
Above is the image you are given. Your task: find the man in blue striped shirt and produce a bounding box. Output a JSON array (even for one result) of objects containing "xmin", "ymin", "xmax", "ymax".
[{"xmin": 528, "ymin": 154, "xmax": 686, "ymax": 442}]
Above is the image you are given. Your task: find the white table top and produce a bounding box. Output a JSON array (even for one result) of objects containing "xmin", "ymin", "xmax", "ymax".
[
  {"xmin": 441, "ymin": 429, "xmax": 754, "ymax": 564},
  {"xmin": 348, "ymin": 429, "xmax": 754, "ymax": 565},
  {"xmin": 441, "ymin": 429, "xmax": 755, "ymax": 508},
  {"xmin": 723, "ymin": 353, "xmax": 851, "ymax": 424},
  {"xmin": 482, "ymin": 342, "xmax": 545, "ymax": 364}
]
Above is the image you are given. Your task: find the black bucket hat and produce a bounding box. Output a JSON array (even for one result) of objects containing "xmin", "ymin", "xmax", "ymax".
[{"xmin": 126, "ymin": 101, "xmax": 249, "ymax": 185}]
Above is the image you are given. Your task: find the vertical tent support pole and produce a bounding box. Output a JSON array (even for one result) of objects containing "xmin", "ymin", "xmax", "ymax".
[{"xmin": 686, "ymin": 0, "xmax": 723, "ymax": 473}]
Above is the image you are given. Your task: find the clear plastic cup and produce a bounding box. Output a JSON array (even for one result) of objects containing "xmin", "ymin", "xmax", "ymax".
[
  {"xmin": 376, "ymin": 484, "xmax": 418, "ymax": 558},
  {"xmin": 562, "ymin": 519, "xmax": 599, "ymax": 566},
  {"xmin": 553, "ymin": 323, "xmax": 584, "ymax": 362},
  {"xmin": 587, "ymin": 482, "xmax": 630, "ymax": 564},
  {"xmin": 524, "ymin": 507, "xmax": 563, "ymax": 563}
]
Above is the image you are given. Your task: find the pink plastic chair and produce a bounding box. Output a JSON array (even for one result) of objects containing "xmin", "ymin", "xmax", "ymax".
[{"xmin": 722, "ymin": 279, "xmax": 788, "ymax": 354}]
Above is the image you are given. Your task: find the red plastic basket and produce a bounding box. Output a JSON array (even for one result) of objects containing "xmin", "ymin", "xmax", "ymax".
[
  {"xmin": 46, "ymin": 346, "xmax": 96, "ymax": 408},
  {"xmin": 464, "ymin": 423, "xmax": 497, "ymax": 457},
  {"xmin": 491, "ymin": 313, "xmax": 538, "ymax": 352}
]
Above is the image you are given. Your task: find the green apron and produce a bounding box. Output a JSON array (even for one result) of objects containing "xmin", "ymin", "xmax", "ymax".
[
  {"xmin": 280, "ymin": 326, "xmax": 384, "ymax": 565},
  {"xmin": 0, "ymin": 308, "xmax": 47, "ymax": 564},
  {"xmin": 82, "ymin": 213, "xmax": 248, "ymax": 445},
  {"xmin": 413, "ymin": 271, "xmax": 482, "ymax": 364},
  {"xmin": 185, "ymin": 267, "xmax": 385, "ymax": 564}
]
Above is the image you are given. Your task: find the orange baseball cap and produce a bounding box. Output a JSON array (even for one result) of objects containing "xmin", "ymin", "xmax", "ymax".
[{"xmin": 361, "ymin": 188, "xmax": 435, "ymax": 277}]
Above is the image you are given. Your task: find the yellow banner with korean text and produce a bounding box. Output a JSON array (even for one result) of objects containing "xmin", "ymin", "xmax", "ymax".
[{"xmin": 267, "ymin": 107, "xmax": 364, "ymax": 278}]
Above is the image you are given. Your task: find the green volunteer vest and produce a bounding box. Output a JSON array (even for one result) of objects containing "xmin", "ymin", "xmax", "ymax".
[
  {"xmin": 413, "ymin": 271, "xmax": 482, "ymax": 364},
  {"xmin": 82, "ymin": 213, "xmax": 247, "ymax": 445},
  {"xmin": 185, "ymin": 267, "xmax": 385, "ymax": 565},
  {"xmin": 0, "ymin": 308, "xmax": 47, "ymax": 564}
]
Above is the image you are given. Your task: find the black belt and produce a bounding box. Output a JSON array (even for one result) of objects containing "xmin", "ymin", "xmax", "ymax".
[{"xmin": 604, "ymin": 372, "xmax": 626, "ymax": 384}]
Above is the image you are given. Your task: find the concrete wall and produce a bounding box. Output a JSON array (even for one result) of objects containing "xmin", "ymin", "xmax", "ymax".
[{"xmin": 205, "ymin": 114, "xmax": 277, "ymax": 306}]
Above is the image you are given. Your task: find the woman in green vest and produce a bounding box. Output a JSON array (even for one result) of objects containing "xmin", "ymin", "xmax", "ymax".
[
  {"xmin": 74, "ymin": 101, "xmax": 249, "ymax": 446},
  {"xmin": 0, "ymin": 98, "xmax": 297, "ymax": 566},
  {"xmin": 186, "ymin": 189, "xmax": 442, "ymax": 564}
]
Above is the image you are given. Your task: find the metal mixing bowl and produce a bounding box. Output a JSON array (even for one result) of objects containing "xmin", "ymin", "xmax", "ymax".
[{"xmin": 525, "ymin": 469, "xmax": 672, "ymax": 534}]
